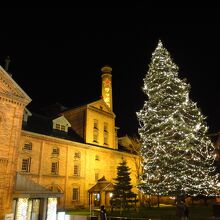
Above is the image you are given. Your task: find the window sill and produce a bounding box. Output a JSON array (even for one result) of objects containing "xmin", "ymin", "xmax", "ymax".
[{"xmin": 20, "ymin": 170, "xmax": 30, "ymax": 173}]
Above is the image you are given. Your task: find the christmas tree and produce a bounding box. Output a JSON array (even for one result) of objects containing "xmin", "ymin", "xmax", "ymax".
[
  {"xmin": 111, "ymin": 159, "xmax": 137, "ymax": 211},
  {"xmin": 136, "ymin": 40, "xmax": 220, "ymax": 198}
]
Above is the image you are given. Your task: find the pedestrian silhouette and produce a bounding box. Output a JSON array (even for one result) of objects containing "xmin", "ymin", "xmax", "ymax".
[
  {"xmin": 177, "ymin": 200, "xmax": 189, "ymax": 220},
  {"xmin": 100, "ymin": 205, "xmax": 107, "ymax": 220}
]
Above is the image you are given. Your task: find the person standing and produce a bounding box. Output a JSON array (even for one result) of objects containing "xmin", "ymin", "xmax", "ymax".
[
  {"xmin": 183, "ymin": 201, "xmax": 189, "ymax": 220},
  {"xmin": 177, "ymin": 200, "xmax": 188, "ymax": 220},
  {"xmin": 100, "ymin": 205, "xmax": 107, "ymax": 220}
]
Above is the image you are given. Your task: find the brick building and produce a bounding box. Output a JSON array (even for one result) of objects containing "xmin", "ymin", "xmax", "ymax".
[{"xmin": 0, "ymin": 65, "xmax": 140, "ymax": 219}]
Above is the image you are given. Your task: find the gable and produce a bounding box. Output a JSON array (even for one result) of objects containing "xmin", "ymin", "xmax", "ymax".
[
  {"xmin": 88, "ymin": 99, "xmax": 113, "ymax": 114},
  {"xmin": 53, "ymin": 116, "xmax": 71, "ymax": 126},
  {"xmin": 52, "ymin": 116, "xmax": 71, "ymax": 132},
  {"xmin": 0, "ymin": 66, "xmax": 31, "ymax": 105},
  {"xmin": 14, "ymin": 173, "xmax": 63, "ymax": 198}
]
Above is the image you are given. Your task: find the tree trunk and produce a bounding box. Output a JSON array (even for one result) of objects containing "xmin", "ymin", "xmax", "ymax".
[{"xmin": 157, "ymin": 195, "xmax": 160, "ymax": 207}]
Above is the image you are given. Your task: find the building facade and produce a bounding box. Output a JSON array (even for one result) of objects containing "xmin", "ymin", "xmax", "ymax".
[{"xmin": 0, "ymin": 65, "xmax": 140, "ymax": 219}]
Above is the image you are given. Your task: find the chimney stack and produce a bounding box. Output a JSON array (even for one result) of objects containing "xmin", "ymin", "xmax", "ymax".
[
  {"xmin": 4, "ymin": 56, "xmax": 11, "ymax": 72},
  {"xmin": 4, "ymin": 56, "xmax": 12, "ymax": 77},
  {"xmin": 101, "ymin": 65, "xmax": 113, "ymax": 111}
]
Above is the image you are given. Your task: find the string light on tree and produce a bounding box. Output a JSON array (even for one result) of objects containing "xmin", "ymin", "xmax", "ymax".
[{"xmin": 137, "ymin": 40, "xmax": 220, "ymax": 198}]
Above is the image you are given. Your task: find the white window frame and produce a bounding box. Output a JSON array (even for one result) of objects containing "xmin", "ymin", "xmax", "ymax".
[
  {"xmin": 51, "ymin": 162, "xmax": 59, "ymax": 175},
  {"xmin": 73, "ymin": 164, "xmax": 80, "ymax": 176},
  {"xmin": 72, "ymin": 188, "xmax": 79, "ymax": 201},
  {"xmin": 21, "ymin": 158, "xmax": 31, "ymax": 172}
]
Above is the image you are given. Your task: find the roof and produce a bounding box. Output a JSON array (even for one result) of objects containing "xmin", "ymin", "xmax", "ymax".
[
  {"xmin": 62, "ymin": 98, "xmax": 101, "ymax": 113},
  {"xmin": 22, "ymin": 112, "xmax": 84, "ymax": 142},
  {"xmin": 88, "ymin": 176, "xmax": 114, "ymax": 193},
  {"xmin": 0, "ymin": 65, "xmax": 31, "ymax": 105},
  {"xmin": 14, "ymin": 173, "xmax": 63, "ymax": 198}
]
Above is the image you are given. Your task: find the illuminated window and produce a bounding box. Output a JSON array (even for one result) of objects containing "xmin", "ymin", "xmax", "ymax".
[
  {"xmin": 51, "ymin": 162, "xmax": 59, "ymax": 174},
  {"xmin": 94, "ymin": 119, "xmax": 98, "ymax": 129},
  {"xmin": 52, "ymin": 147, "xmax": 59, "ymax": 155},
  {"xmin": 21, "ymin": 158, "xmax": 31, "ymax": 172},
  {"xmin": 16, "ymin": 198, "xmax": 28, "ymax": 219},
  {"xmin": 61, "ymin": 125, "xmax": 65, "ymax": 131},
  {"xmin": 55, "ymin": 124, "xmax": 60, "ymax": 130},
  {"xmin": 23, "ymin": 142, "xmax": 32, "ymax": 151},
  {"xmin": 47, "ymin": 198, "xmax": 57, "ymax": 220},
  {"xmin": 72, "ymin": 188, "xmax": 79, "ymax": 201},
  {"xmin": 56, "ymin": 124, "xmax": 66, "ymax": 132},
  {"xmin": 94, "ymin": 193, "xmax": 100, "ymax": 202}
]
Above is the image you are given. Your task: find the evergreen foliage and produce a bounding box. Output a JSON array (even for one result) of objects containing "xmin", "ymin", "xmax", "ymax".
[
  {"xmin": 111, "ymin": 159, "xmax": 137, "ymax": 210},
  {"xmin": 137, "ymin": 40, "xmax": 220, "ymax": 197}
]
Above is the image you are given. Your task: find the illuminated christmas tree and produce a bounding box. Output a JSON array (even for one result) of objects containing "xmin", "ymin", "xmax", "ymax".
[{"xmin": 137, "ymin": 40, "xmax": 220, "ymax": 198}]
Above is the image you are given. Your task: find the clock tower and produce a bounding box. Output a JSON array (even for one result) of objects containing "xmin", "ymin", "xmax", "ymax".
[{"xmin": 101, "ymin": 65, "xmax": 113, "ymax": 111}]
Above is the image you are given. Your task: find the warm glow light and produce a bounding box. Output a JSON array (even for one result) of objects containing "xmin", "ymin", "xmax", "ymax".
[
  {"xmin": 57, "ymin": 211, "xmax": 65, "ymax": 220},
  {"xmin": 47, "ymin": 198, "xmax": 57, "ymax": 220},
  {"xmin": 137, "ymin": 40, "xmax": 220, "ymax": 197},
  {"xmin": 16, "ymin": 198, "xmax": 28, "ymax": 220}
]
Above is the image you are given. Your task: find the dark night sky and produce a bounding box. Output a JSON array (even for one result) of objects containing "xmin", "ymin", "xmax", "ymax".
[{"xmin": 0, "ymin": 7, "xmax": 220, "ymax": 136}]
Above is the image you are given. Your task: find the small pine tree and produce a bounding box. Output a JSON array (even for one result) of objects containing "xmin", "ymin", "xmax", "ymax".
[
  {"xmin": 111, "ymin": 159, "xmax": 137, "ymax": 211},
  {"xmin": 137, "ymin": 40, "xmax": 220, "ymax": 199}
]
